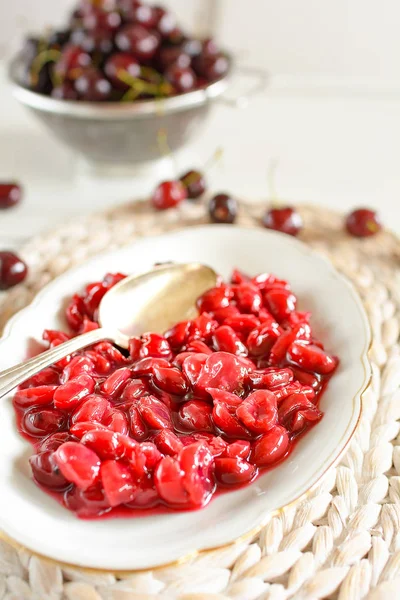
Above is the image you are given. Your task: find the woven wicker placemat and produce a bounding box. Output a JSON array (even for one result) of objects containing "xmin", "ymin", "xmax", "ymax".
[{"xmin": 1, "ymin": 199, "xmax": 400, "ymax": 600}]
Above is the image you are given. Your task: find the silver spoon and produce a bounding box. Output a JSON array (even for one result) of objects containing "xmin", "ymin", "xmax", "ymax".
[{"xmin": 0, "ymin": 262, "xmax": 217, "ymax": 399}]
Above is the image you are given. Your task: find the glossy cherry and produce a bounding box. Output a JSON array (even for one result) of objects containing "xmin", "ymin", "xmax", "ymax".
[
  {"xmin": 179, "ymin": 169, "xmax": 206, "ymax": 199},
  {"xmin": 74, "ymin": 68, "xmax": 112, "ymax": 101},
  {"xmin": 209, "ymin": 193, "xmax": 238, "ymax": 224},
  {"xmin": 151, "ymin": 180, "xmax": 187, "ymax": 210},
  {"xmin": 0, "ymin": 183, "xmax": 22, "ymax": 209},
  {"xmin": 165, "ymin": 65, "xmax": 197, "ymax": 92},
  {"xmin": 115, "ymin": 24, "xmax": 160, "ymax": 60},
  {"xmin": 104, "ymin": 53, "xmax": 141, "ymax": 89},
  {"xmin": 0, "ymin": 251, "xmax": 28, "ymax": 290},
  {"xmin": 345, "ymin": 208, "xmax": 382, "ymax": 237},
  {"xmin": 263, "ymin": 207, "xmax": 303, "ymax": 236}
]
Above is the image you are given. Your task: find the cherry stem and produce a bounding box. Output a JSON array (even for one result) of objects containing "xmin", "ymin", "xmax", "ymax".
[
  {"xmin": 117, "ymin": 69, "xmax": 174, "ymax": 100},
  {"xmin": 204, "ymin": 147, "xmax": 224, "ymax": 173},
  {"xmin": 29, "ymin": 49, "xmax": 61, "ymax": 87},
  {"xmin": 267, "ymin": 158, "xmax": 280, "ymax": 208}
]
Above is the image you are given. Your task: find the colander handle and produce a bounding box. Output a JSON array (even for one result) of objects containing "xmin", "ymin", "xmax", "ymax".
[{"xmin": 219, "ymin": 65, "xmax": 269, "ymax": 108}]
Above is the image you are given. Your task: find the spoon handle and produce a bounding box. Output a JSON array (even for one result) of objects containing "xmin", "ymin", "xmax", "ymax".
[{"xmin": 0, "ymin": 327, "xmax": 111, "ymax": 399}]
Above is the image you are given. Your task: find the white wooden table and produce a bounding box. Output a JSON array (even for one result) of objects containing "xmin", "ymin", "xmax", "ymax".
[{"xmin": 1, "ymin": 62, "xmax": 400, "ymax": 250}]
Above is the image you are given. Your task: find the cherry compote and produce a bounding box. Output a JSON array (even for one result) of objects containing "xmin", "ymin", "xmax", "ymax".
[{"xmin": 14, "ymin": 268, "xmax": 338, "ymax": 518}]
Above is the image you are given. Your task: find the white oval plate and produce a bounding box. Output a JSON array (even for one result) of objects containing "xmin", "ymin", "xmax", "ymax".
[{"xmin": 0, "ymin": 226, "xmax": 370, "ymax": 571}]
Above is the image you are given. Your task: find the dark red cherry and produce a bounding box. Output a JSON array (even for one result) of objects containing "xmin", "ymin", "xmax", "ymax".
[
  {"xmin": 182, "ymin": 38, "xmax": 202, "ymax": 58},
  {"xmin": 209, "ymin": 194, "xmax": 237, "ymax": 224},
  {"xmin": 158, "ymin": 46, "xmax": 191, "ymax": 70},
  {"xmin": 194, "ymin": 53, "xmax": 229, "ymax": 81},
  {"xmin": 154, "ymin": 7, "xmax": 176, "ymax": 38},
  {"xmin": 55, "ymin": 44, "xmax": 91, "ymax": 79},
  {"xmin": 179, "ymin": 170, "xmax": 206, "ymax": 199},
  {"xmin": 29, "ymin": 451, "xmax": 69, "ymax": 490},
  {"xmin": 115, "ymin": 24, "xmax": 160, "ymax": 61},
  {"xmin": 51, "ymin": 82, "xmax": 79, "ymax": 100},
  {"xmin": 130, "ymin": 4, "xmax": 159, "ymax": 28},
  {"xmin": 263, "ymin": 207, "xmax": 303, "ymax": 237},
  {"xmin": 202, "ymin": 38, "xmax": 219, "ymax": 57},
  {"xmin": 165, "ymin": 65, "xmax": 197, "ymax": 93},
  {"xmin": 82, "ymin": 7, "xmax": 122, "ymax": 31},
  {"xmin": 0, "ymin": 183, "xmax": 22, "ymax": 209},
  {"xmin": 80, "ymin": 29, "xmax": 114, "ymax": 54},
  {"xmin": 345, "ymin": 208, "xmax": 382, "ymax": 237},
  {"xmin": 0, "ymin": 251, "xmax": 28, "ymax": 290},
  {"xmin": 74, "ymin": 68, "xmax": 112, "ymax": 101},
  {"xmin": 104, "ymin": 53, "xmax": 141, "ymax": 89},
  {"xmin": 151, "ymin": 180, "xmax": 187, "ymax": 210}
]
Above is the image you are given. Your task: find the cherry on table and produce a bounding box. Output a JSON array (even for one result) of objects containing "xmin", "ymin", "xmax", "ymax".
[
  {"xmin": 179, "ymin": 170, "xmax": 206, "ymax": 199},
  {"xmin": 0, "ymin": 183, "xmax": 22, "ymax": 209},
  {"xmin": 263, "ymin": 206, "xmax": 303, "ymax": 236},
  {"xmin": 0, "ymin": 251, "xmax": 28, "ymax": 290},
  {"xmin": 209, "ymin": 193, "xmax": 238, "ymax": 224},
  {"xmin": 151, "ymin": 180, "xmax": 187, "ymax": 210},
  {"xmin": 345, "ymin": 208, "xmax": 382, "ymax": 237}
]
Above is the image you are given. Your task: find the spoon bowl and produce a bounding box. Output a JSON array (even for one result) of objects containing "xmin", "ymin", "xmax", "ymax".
[
  {"xmin": 0, "ymin": 262, "xmax": 217, "ymax": 398},
  {"xmin": 100, "ymin": 262, "xmax": 218, "ymax": 346}
]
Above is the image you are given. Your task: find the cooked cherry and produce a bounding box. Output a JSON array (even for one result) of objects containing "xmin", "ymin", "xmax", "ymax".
[
  {"xmin": 74, "ymin": 68, "xmax": 112, "ymax": 101},
  {"xmin": 104, "ymin": 52, "xmax": 141, "ymax": 89},
  {"xmin": 236, "ymin": 390, "xmax": 278, "ymax": 434},
  {"xmin": 30, "ymin": 452, "xmax": 69, "ymax": 490},
  {"xmin": 345, "ymin": 208, "xmax": 382, "ymax": 237},
  {"xmin": 214, "ymin": 457, "xmax": 256, "ymax": 485},
  {"xmin": 0, "ymin": 251, "xmax": 28, "ymax": 290},
  {"xmin": 178, "ymin": 400, "xmax": 214, "ymax": 432},
  {"xmin": 22, "ymin": 408, "xmax": 66, "ymax": 438},
  {"xmin": 101, "ymin": 460, "xmax": 137, "ymax": 507},
  {"xmin": 154, "ymin": 442, "xmax": 214, "ymax": 507},
  {"xmin": 264, "ymin": 288, "xmax": 297, "ymax": 322},
  {"xmin": 165, "ymin": 65, "xmax": 197, "ymax": 92},
  {"xmin": 252, "ymin": 425, "xmax": 289, "ymax": 467},
  {"xmin": 278, "ymin": 392, "xmax": 322, "ymax": 433},
  {"xmin": 0, "ymin": 183, "xmax": 22, "ymax": 209},
  {"xmin": 137, "ymin": 395, "xmax": 172, "ymax": 430},
  {"xmin": 209, "ymin": 193, "xmax": 237, "ymax": 224},
  {"xmin": 263, "ymin": 207, "xmax": 303, "ymax": 237},
  {"xmin": 115, "ymin": 24, "xmax": 160, "ymax": 60},
  {"xmin": 13, "ymin": 266, "xmax": 339, "ymax": 517},
  {"xmin": 151, "ymin": 180, "xmax": 187, "ymax": 210},
  {"xmin": 287, "ymin": 341, "xmax": 338, "ymax": 375},
  {"xmin": 179, "ymin": 170, "xmax": 206, "ymax": 199},
  {"xmin": 54, "ymin": 441, "xmax": 101, "ymax": 489}
]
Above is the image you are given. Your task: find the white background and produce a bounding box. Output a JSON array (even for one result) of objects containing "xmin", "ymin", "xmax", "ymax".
[{"xmin": 1, "ymin": 1, "xmax": 400, "ymax": 247}]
